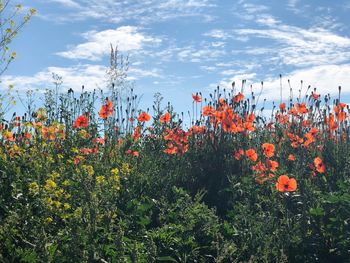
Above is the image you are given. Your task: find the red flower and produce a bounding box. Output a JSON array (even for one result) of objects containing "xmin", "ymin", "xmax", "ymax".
[
  {"xmin": 126, "ymin": 149, "xmax": 139, "ymax": 157},
  {"xmin": 276, "ymin": 175, "xmax": 297, "ymax": 192},
  {"xmin": 233, "ymin": 92, "xmax": 244, "ymax": 103},
  {"xmin": 202, "ymin": 106, "xmax": 214, "ymax": 116},
  {"xmin": 246, "ymin": 149, "xmax": 258, "ymax": 162},
  {"xmin": 262, "ymin": 143, "xmax": 275, "ymax": 158},
  {"xmin": 192, "ymin": 93, "xmax": 201, "ymax": 103},
  {"xmin": 160, "ymin": 112, "xmax": 171, "ymax": 123},
  {"xmin": 99, "ymin": 99, "xmax": 113, "ymax": 119},
  {"xmin": 73, "ymin": 115, "xmax": 89, "ymax": 128},
  {"xmin": 279, "ymin": 103, "xmax": 286, "ymax": 112},
  {"xmin": 312, "ymin": 92, "xmax": 320, "ymax": 100},
  {"xmin": 267, "ymin": 160, "xmax": 279, "ymax": 172},
  {"xmin": 288, "ymin": 154, "xmax": 296, "ymax": 161},
  {"xmin": 138, "ymin": 111, "xmax": 151, "ymax": 122},
  {"xmin": 132, "ymin": 126, "xmax": 141, "ymax": 140},
  {"xmin": 314, "ymin": 157, "xmax": 326, "ymax": 173}
]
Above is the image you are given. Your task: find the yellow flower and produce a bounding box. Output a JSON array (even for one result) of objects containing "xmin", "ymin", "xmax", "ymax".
[
  {"xmin": 74, "ymin": 207, "xmax": 82, "ymax": 219},
  {"xmin": 63, "ymin": 203, "xmax": 71, "ymax": 210},
  {"xmin": 45, "ymin": 217, "xmax": 53, "ymax": 224},
  {"xmin": 121, "ymin": 163, "xmax": 131, "ymax": 176},
  {"xmin": 44, "ymin": 179, "xmax": 57, "ymax": 191},
  {"xmin": 71, "ymin": 147, "xmax": 79, "ymax": 154},
  {"xmin": 54, "ymin": 189, "xmax": 64, "ymax": 198},
  {"xmin": 82, "ymin": 165, "xmax": 94, "ymax": 176},
  {"xmin": 62, "ymin": 180, "xmax": 71, "ymax": 187},
  {"xmin": 28, "ymin": 182, "xmax": 39, "ymax": 195},
  {"xmin": 96, "ymin": 176, "xmax": 105, "ymax": 185},
  {"xmin": 111, "ymin": 167, "xmax": 119, "ymax": 176},
  {"xmin": 49, "ymin": 171, "xmax": 60, "ymax": 179},
  {"xmin": 47, "ymin": 156, "xmax": 54, "ymax": 164},
  {"xmin": 110, "ymin": 175, "xmax": 120, "ymax": 191}
]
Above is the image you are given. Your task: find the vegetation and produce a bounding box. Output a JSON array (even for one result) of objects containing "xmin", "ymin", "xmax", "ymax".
[{"xmin": 0, "ymin": 81, "xmax": 350, "ymax": 262}]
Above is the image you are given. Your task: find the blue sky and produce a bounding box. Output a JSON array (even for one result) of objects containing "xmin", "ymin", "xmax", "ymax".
[{"xmin": 3, "ymin": 0, "xmax": 350, "ymax": 114}]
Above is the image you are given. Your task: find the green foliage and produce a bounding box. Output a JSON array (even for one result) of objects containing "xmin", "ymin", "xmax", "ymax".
[{"xmin": 1, "ymin": 82, "xmax": 350, "ymax": 262}]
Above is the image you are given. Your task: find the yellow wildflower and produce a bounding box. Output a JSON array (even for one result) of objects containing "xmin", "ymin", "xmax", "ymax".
[
  {"xmin": 44, "ymin": 179, "xmax": 57, "ymax": 191},
  {"xmin": 121, "ymin": 163, "xmax": 131, "ymax": 176},
  {"xmin": 82, "ymin": 165, "xmax": 94, "ymax": 176},
  {"xmin": 28, "ymin": 182, "xmax": 39, "ymax": 195},
  {"xmin": 96, "ymin": 176, "xmax": 105, "ymax": 185},
  {"xmin": 45, "ymin": 217, "xmax": 53, "ymax": 224}
]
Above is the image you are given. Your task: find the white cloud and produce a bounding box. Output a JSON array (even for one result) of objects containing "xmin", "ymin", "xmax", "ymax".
[
  {"xmin": 177, "ymin": 46, "xmax": 226, "ymax": 63},
  {"xmin": 48, "ymin": 0, "xmax": 81, "ymax": 8},
  {"xmin": 2, "ymin": 64, "xmax": 108, "ymax": 92},
  {"xmin": 235, "ymin": 23, "xmax": 350, "ymax": 68},
  {"xmin": 2, "ymin": 63, "xmax": 165, "ymax": 93},
  {"xmin": 260, "ymin": 64, "xmax": 350, "ymax": 102},
  {"xmin": 40, "ymin": 0, "xmax": 215, "ymax": 24},
  {"xmin": 204, "ymin": 29, "xmax": 230, "ymax": 40},
  {"xmin": 57, "ymin": 26, "xmax": 161, "ymax": 61}
]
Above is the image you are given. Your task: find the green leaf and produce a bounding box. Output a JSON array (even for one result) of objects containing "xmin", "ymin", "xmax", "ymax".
[
  {"xmin": 309, "ymin": 207, "xmax": 325, "ymax": 216},
  {"xmin": 157, "ymin": 256, "xmax": 178, "ymax": 262}
]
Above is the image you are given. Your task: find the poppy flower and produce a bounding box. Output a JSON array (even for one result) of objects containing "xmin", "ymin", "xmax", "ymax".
[
  {"xmin": 99, "ymin": 99, "xmax": 113, "ymax": 119},
  {"xmin": 288, "ymin": 154, "xmax": 296, "ymax": 161},
  {"xmin": 314, "ymin": 157, "xmax": 326, "ymax": 173},
  {"xmin": 295, "ymin": 102, "xmax": 308, "ymax": 114},
  {"xmin": 160, "ymin": 112, "xmax": 171, "ymax": 123},
  {"xmin": 138, "ymin": 111, "xmax": 151, "ymax": 122},
  {"xmin": 267, "ymin": 160, "xmax": 279, "ymax": 172},
  {"xmin": 276, "ymin": 175, "xmax": 297, "ymax": 192},
  {"xmin": 192, "ymin": 94, "xmax": 201, "ymax": 103},
  {"xmin": 132, "ymin": 126, "xmax": 141, "ymax": 140},
  {"xmin": 126, "ymin": 149, "xmax": 139, "ymax": 157},
  {"xmin": 312, "ymin": 92, "xmax": 320, "ymax": 100},
  {"xmin": 233, "ymin": 92, "xmax": 244, "ymax": 103},
  {"xmin": 73, "ymin": 115, "xmax": 89, "ymax": 128},
  {"xmin": 233, "ymin": 149, "xmax": 245, "ymax": 160},
  {"xmin": 246, "ymin": 149, "xmax": 258, "ymax": 162},
  {"xmin": 202, "ymin": 106, "xmax": 214, "ymax": 116},
  {"xmin": 262, "ymin": 143, "xmax": 275, "ymax": 158},
  {"xmin": 279, "ymin": 103, "xmax": 286, "ymax": 112}
]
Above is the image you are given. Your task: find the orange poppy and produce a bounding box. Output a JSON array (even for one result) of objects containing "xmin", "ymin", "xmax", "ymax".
[
  {"xmin": 138, "ymin": 111, "xmax": 151, "ymax": 122},
  {"xmin": 192, "ymin": 93, "xmax": 201, "ymax": 103},
  {"xmin": 314, "ymin": 157, "xmax": 326, "ymax": 173},
  {"xmin": 202, "ymin": 105, "xmax": 214, "ymax": 116},
  {"xmin": 288, "ymin": 154, "xmax": 296, "ymax": 161},
  {"xmin": 246, "ymin": 149, "xmax": 258, "ymax": 162},
  {"xmin": 279, "ymin": 103, "xmax": 286, "ymax": 112},
  {"xmin": 233, "ymin": 92, "xmax": 244, "ymax": 103},
  {"xmin": 99, "ymin": 98, "xmax": 113, "ymax": 119},
  {"xmin": 295, "ymin": 102, "xmax": 308, "ymax": 114},
  {"xmin": 126, "ymin": 149, "xmax": 139, "ymax": 157},
  {"xmin": 262, "ymin": 143, "xmax": 275, "ymax": 158},
  {"xmin": 132, "ymin": 126, "xmax": 141, "ymax": 140},
  {"xmin": 160, "ymin": 112, "xmax": 171, "ymax": 123},
  {"xmin": 267, "ymin": 160, "xmax": 279, "ymax": 172},
  {"xmin": 276, "ymin": 175, "xmax": 297, "ymax": 192},
  {"xmin": 73, "ymin": 115, "xmax": 89, "ymax": 128}
]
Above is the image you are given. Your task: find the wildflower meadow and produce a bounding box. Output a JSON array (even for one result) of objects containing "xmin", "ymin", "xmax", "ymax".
[{"xmin": 1, "ymin": 80, "xmax": 350, "ymax": 262}]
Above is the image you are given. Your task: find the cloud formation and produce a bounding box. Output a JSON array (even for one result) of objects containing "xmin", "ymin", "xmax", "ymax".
[
  {"xmin": 43, "ymin": 0, "xmax": 215, "ymax": 24},
  {"xmin": 57, "ymin": 26, "xmax": 161, "ymax": 61}
]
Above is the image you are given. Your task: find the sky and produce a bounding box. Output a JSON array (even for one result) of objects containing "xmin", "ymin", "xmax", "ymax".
[{"xmin": 2, "ymin": 0, "xmax": 350, "ymax": 115}]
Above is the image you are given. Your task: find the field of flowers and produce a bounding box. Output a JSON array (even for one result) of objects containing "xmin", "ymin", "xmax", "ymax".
[{"xmin": 1, "ymin": 84, "xmax": 350, "ymax": 262}]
